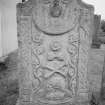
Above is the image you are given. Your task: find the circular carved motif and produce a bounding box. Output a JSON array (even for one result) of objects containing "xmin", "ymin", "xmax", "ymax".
[
  {"xmin": 32, "ymin": 34, "xmax": 43, "ymax": 45},
  {"xmin": 50, "ymin": 6, "xmax": 62, "ymax": 18},
  {"xmin": 50, "ymin": 41, "xmax": 62, "ymax": 51},
  {"xmin": 67, "ymin": 45, "xmax": 77, "ymax": 56},
  {"xmin": 68, "ymin": 68, "xmax": 75, "ymax": 77},
  {"xmin": 32, "ymin": 0, "xmax": 80, "ymax": 35},
  {"xmin": 36, "ymin": 46, "xmax": 45, "ymax": 55}
]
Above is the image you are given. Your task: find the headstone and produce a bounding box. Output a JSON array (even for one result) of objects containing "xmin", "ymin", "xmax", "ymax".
[
  {"xmin": 17, "ymin": 0, "xmax": 94, "ymax": 105},
  {"xmin": 101, "ymin": 56, "xmax": 105, "ymax": 99},
  {"xmin": 91, "ymin": 15, "xmax": 101, "ymax": 48},
  {"xmin": 88, "ymin": 49, "xmax": 105, "ymax": 95}
]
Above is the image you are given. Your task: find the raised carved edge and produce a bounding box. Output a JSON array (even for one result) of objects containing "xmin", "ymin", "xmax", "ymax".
[
  {"xmin": 17, "ymin": 0, "xmax": 34, "ymax": 16},
  {"xmin": 17, "ymin": 0, "xmax": 94, "ymax": 16},
  {"xmin": 77, "ymin": 0, "xmax": 94, "ymax": 11}
]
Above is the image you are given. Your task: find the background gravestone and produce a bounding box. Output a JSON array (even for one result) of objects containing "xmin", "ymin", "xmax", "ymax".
[
  {"xmin": 91, "ymin": 15, "xmax": 101, "ymax": 48},
  {"xmin": 101, "ymin": 54, "xmax": 105, "ymax": 100},
  {"xmin": 17, "ymin": 0, "xmax": 94, "ymax": 105}
]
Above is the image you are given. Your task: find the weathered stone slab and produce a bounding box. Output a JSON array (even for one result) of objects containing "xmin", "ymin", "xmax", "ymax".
[
  {"xmin": 17, "ymin": 0, "xmax": 94, "ymax": 105},
  {"xmin": 88, "ymin": 49, "xmax": 105, "ymax": 93},
  {"xmin": 101, "ymin": 45, "xmax": 105, "ymax": 99},
  {"xmin": 91, "ymin": 15, "xmax": 101, "ymax": 48}
]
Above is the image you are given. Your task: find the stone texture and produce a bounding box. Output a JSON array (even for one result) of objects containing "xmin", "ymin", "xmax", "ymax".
[
  {"xmin": 91, "ymin": 15, "xmax": 101, "ymax": 48},
  {"xmin": 17, "ymin": 0, "xmax": 94, "ymax": 105},
  {"xmin": 101, "ymin": 49, "xmax": 105, "ymax": 99},
  {"xmin": 88, "ymin": 49, "xmax": 105, "ymax": 93}
]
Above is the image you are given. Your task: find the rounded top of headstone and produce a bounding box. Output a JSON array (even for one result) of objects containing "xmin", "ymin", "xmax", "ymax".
[{"xmin": 32, "ymin": 0, "xmax": 81, "ymax": 35}]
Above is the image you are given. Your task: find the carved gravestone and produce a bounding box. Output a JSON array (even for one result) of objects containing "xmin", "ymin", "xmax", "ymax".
[{"xmin": 17, "ymin": 0, "xmax": 94, "ymax": 105}]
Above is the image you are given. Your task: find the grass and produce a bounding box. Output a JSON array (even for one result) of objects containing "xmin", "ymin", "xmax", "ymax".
[{"xmin": 0, "ymin": 51, "xmax": 19, "ymax": 105}]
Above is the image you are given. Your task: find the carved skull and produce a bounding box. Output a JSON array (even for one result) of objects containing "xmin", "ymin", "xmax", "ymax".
[
  {"xmin": 41, "ymin": 0, "xmax": 73, "ymax": 17},
  {"xmin": 32, "ymin": 0, "xmax": 79, "ymax": 35}
]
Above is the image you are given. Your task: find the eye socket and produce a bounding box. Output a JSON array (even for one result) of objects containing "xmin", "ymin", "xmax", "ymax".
[
  {"xmin": 42, "ymin": 0, "xmax": 51, "ymax": 4},
  {"xmin": 61, "ymin": 0, "xmax": 72, "ymax": 4}
]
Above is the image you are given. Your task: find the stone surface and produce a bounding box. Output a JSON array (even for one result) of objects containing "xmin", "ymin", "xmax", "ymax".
[
  {"xmin": 88, "ymin": 49, "xmax": 105, "ymax": 93},
  {"xmin": 101, "ymin": 48, "xmax": 105, "ymax": 99},
  {"xmin": 88, "ymin": 47, "xmax": 105, "ymax": 105},
  {"xmin": 91, "ymin": 15, "xmax": 101, "ymax": 48},
  {"xmin": 17, "ymin": 0, "xmax": 94, "ymax": 105}
]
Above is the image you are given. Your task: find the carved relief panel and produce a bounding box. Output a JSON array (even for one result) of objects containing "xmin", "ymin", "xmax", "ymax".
[
  {"xmin": 31, "ymin": 28, "xmax": 79, "ymax": 104},
  {"xmin": 17, "ymin": 0, "xmax": 94, "ymax": 105}
]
